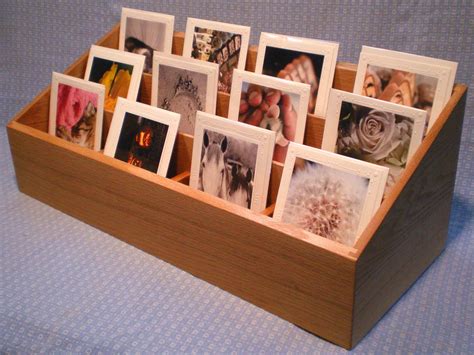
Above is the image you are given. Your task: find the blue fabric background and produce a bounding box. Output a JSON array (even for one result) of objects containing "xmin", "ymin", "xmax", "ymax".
[{"xmin": 1, "ymin": 0, "xmax": 473, "ymax": 353}]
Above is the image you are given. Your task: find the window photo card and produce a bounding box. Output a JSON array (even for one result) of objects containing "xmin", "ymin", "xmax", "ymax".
[
  {"xmin": 182, "ymin": 18, "xmax": 250, "ymax": 93},
  {"xmin": 322, "ymin": 89, "xmax": 426, "ymax": 194},
  {"xmin": 255, "ymin": 32, "xmax": 339, "ymax": 117},
  {"xmin": 104, "ymin": 97, "xmax": 180, "ymax": 177},
  {"xmin": 151, "ymin": 53, "xmax": 219, "ymax": 136},
  {"xmin": 190, "ymin": 111, "xmax": 276, "ymax": 212},
  {"xmin": 49, "ymin": 72, "xmax": 105, "ymax": 151},
  {"xmin": 119, "ymin": 8, "xmax": 174, "ymax": 73},
  {"xmin": 228, "ymin": 69, "xmax": 311, "ymax": 163},
  {"xmin": 85, "ymin": 45, "xmax": 145, "ymax": 111},
  {"xmin": 353, "ymin": 46, "xmax": 457, "ymax": 132},
  {"xmin": 274, "ymin": 143, "xmax": 389, "ymax": 247}
]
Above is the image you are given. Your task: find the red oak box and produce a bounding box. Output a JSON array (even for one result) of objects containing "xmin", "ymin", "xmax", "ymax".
[{"xmin": 6, "ymin": 24, "xmax": 467, "ymax": 349}]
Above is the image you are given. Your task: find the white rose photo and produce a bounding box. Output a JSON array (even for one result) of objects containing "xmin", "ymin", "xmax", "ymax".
[
  {"xmin": 337, "ymin": 102, "xmax": 413, "ymax": 189},
  {"xmin": 322, "ymin": 90, "xmax": 427, "ymax": 196}
]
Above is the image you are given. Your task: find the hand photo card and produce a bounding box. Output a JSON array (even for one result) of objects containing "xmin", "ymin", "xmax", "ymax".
[
  {"xmin": 104, "ymin": 97, "xmax": 180, "ymax": 176},
  {"xmin": 85, "ymin": 45, "xmax": 145, "ymax": 111},
  {"xmin": 190, "ymin": 111, "xmax": 275, "ymax": 212},
  {"xmin": 151, "ymin": 53, "xmax": 219, "ymax": 135},
  {"xmin": 322, "ymin": 89, "xmax": 426, "ymax": 193},
  {"xmin": 228, "ymin": 69, "xmax": 310, "ymax": 163},
  {"xmin": 255, "ymin": 32, "xmax": 339, "ymax": 117},
  {"xmin": 353, "ymin": 46, "xmax": 457, "ymax": 132},
  {"xmin": 49, "ymin": 72, "xmax": 105, "ymax": 151},
  {"xmin": 274, "ymin": 143, "xmax": 389, "ymax": 247},
  {"xmin": 182, "ymin": 18, "xmax": 250, "ymax": 93},
  {"xmin": 119, "ymin": 8, "xmax": 174, "ymax": 73}
]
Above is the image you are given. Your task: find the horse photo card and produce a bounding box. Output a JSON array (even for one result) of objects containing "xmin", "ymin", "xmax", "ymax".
[
  {"xmin": 104, "ymin": 97, "xmax": 180, "ymax": 176},
  {"xmin": 189, "ymin": 111, "xmax": 275, "ymax": 212},
  {"xmin": 255, "ymin": 32, "xmax": 339, "ymax": 117},
  {"xmin": 49, "ymin": 72, "xmax": 105, "ymax": 151}
]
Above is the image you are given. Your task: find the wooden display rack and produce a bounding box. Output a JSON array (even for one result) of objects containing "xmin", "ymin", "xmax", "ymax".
[{"xmin": 6, "ymin": 24, "xmax": 467, "ymax": 349}]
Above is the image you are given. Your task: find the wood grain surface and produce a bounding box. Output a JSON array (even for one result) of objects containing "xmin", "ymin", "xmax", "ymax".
[
  {"xmin": 351, "ymin": 85, "xmax": 467, "ymax": 345},
  {"xmin": 8, "ymin": 121, "xmax": 357, "ymax": 348}
]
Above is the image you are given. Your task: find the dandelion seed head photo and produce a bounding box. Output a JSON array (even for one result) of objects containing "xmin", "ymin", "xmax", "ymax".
[{"xmin": 282, "ymin": 160, "xmax": 369, "ymax": 246}]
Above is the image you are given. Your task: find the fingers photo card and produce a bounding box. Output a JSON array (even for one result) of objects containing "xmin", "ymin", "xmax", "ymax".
[{"xmin": 228, "ymin": 69, "xmax": 310, "ymax": 163}]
